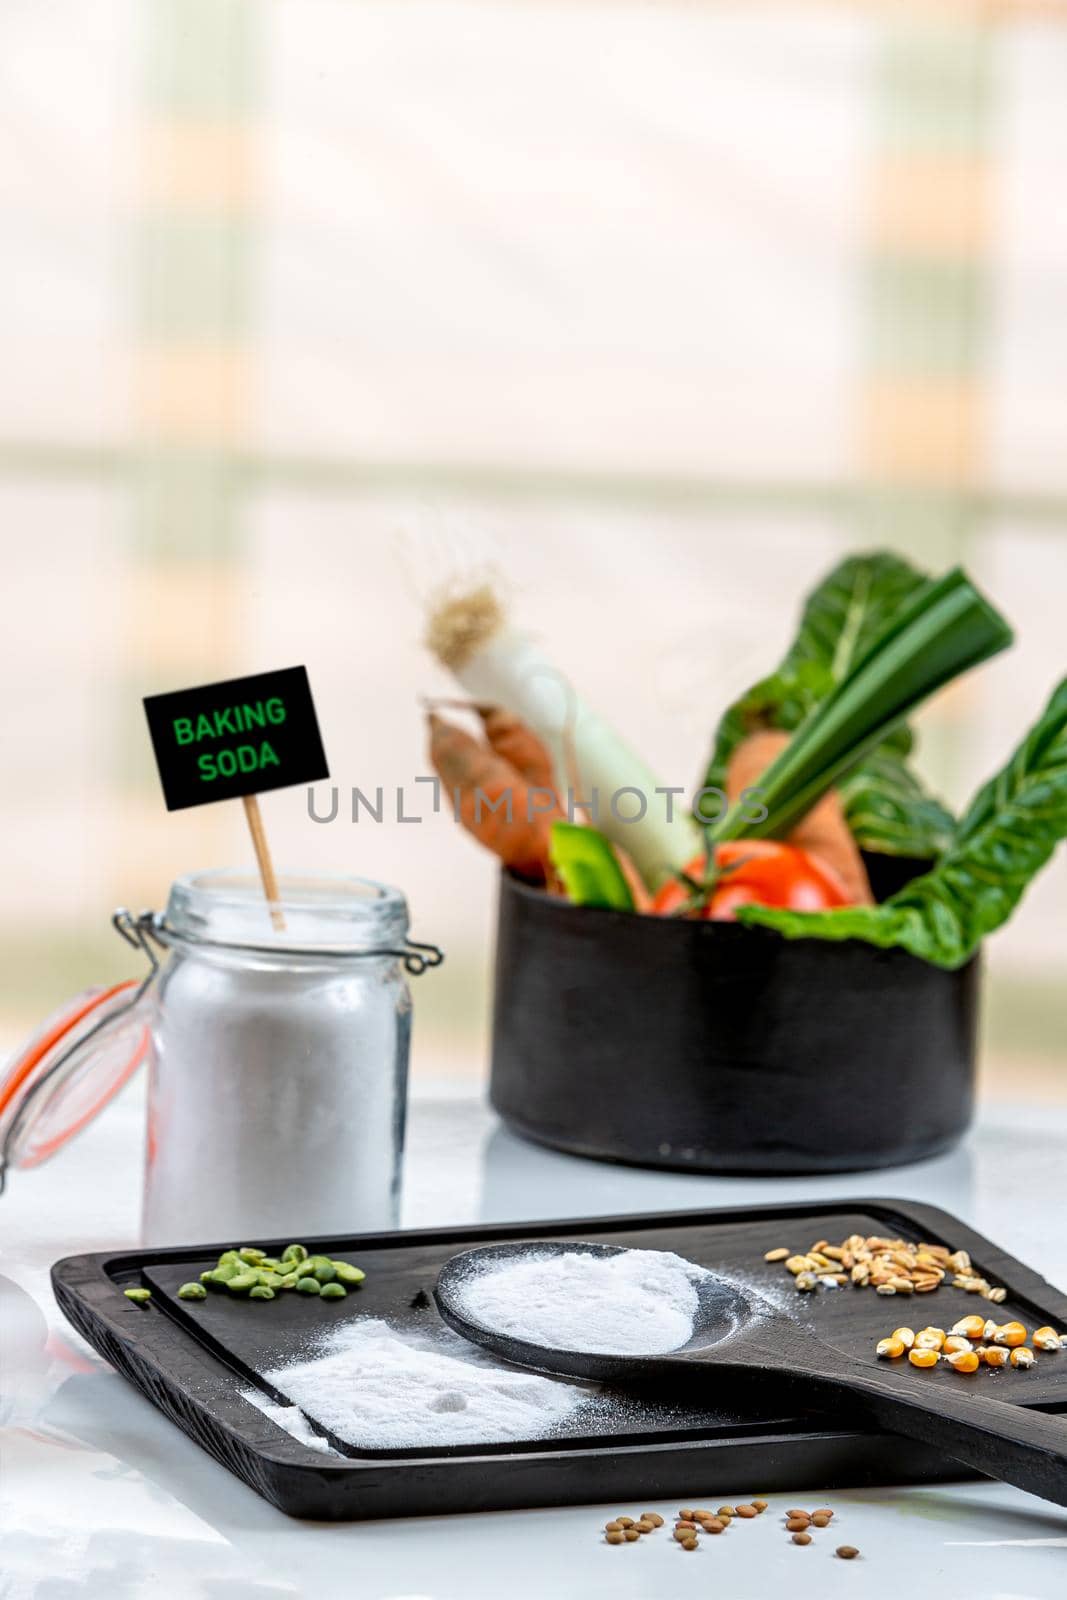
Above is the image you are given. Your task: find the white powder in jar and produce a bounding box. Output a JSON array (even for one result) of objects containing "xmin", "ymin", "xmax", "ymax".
[
  {"xmin": 454, "ymin": 1247, "xmax": 707, "ymax": 1355},
  {"xmin": 259, "ymin": 1317, "xmax": 589, "ymax": 1449}
]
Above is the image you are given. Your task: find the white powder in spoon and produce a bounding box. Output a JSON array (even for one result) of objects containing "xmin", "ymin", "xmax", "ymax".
[
  {"xmin": 455, "ymin": 1247, "xmax": 707, "ymax": 1355},
  {"xmin": 258, "ymin": 1317, "xmax": 590, "ymax": 1449}
]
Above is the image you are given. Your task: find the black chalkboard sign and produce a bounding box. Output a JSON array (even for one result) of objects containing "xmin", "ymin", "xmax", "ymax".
[{"xmin": 143, "ymin": 666, "xmax": 329, "ymax": 812}]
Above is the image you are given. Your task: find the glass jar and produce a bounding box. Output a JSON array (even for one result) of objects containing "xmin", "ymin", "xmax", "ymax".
[{"xmin": 142, "ymin": 869, "xmax": 424, "ymax": 1245}]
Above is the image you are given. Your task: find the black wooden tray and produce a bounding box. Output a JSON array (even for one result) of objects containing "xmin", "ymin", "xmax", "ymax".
[{"xmin": 51, "ymin": 1198, "xmax": 1067, "ymax": 1520}]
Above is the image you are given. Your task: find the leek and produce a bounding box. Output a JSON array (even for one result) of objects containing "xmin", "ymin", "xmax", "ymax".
[{"xmin": 426, "ymin": 585, "xmax": 699, "ymax": 888}]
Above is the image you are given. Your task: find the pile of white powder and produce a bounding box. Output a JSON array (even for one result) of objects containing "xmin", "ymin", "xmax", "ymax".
[
  {"xmin": 454, "ymin": 1247, "xmax": 708, "ymax": 1355},
  {"xmin": 254, "ymin": 1317, "xmax": 590, "ymax": 1449},
  {"xmin": 243, "ymin": 1392, "xmax": 339, "ymax": 1454},
  {"xmin": 241, "ymin": 1248, "xmax": 712, "ymax": 1452}
]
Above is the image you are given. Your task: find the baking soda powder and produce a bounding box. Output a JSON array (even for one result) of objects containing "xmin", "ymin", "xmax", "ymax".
[{"xmin": 454, "ymin": 1247, "xmax": 707, "ymax": 1355}]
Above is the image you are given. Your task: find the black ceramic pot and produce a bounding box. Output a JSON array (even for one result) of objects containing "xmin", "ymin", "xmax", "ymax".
[{"xmin": 489, "ymin": 869, "xmax": 980, "ymax": 1174}]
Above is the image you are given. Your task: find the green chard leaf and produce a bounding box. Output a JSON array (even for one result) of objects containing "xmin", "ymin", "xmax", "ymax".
[
  {"xmin": 836, "ymin": 746, "xmax": 955, "ymax": 859},
  {"xmin": 702, "ymin": 551, "xmax": 955, "ymax": 855},
  {"xmin": 738, "ymin": 677, "xmax": 1067, "ymax": 969}
]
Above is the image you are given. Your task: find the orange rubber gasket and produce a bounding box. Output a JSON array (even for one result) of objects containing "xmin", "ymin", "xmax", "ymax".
[
  {"xmin": 21, "ymin": 1021, "xmax": 149, "ymax": 1167},
  {"xmin": 0, "ymin": 981, "xmax": 138, "ymax": 1122}
]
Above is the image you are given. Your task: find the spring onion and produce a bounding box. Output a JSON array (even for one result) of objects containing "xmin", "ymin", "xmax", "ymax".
[{"xmin": 708, "ymin": 568, "xmax": 1013, "ymax": 846}]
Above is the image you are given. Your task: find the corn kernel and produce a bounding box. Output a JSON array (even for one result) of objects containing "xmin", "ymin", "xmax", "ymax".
[
  {"xmin": 908, "ymin": 1347, "xmax": 939, "ymax": 1369},
  {"xmin": 876, "ymin": 1337, "xmax": 905, "ymax": 1359},
  {"xmin": 982, "ymin": 1319, "xmax": 999, "ymax": 1341},
  {"xmin": 946, "ymin": 1350, "xmax": 980, "ymax": 1373},
  {"xmin": 993, "ymin": 1322, "xmax": 1027, "ymax": 1349},
  {"xmin": 891, "ymin": 1327, "xmax": 916, "ymax": 1350},
  {"xmin": 950, "ymin": 1315, "xmax": 985, "ymax": 1340},
  {"xmin": 915, "ymin": 1328, "xmax": 946, "ymax": 1351},
  {"xmin": 943, "ymin": 1335, "xmax": 973, "ymax": 1355},
  {"xmin": 1010, "ymin": 1347, "xmax": 1036, "ymax": 1369},
  {"xmin": 1033, "ymin": 1327, "xmax": 1062, "ymax": 1351},
  {"xmin": 785, "ymin": 1256, "xmax": 810, "ymax": 1275},
  {"xmin": 982, "ymin": 1346, "xmax": 1010, "ymax": 1367}
]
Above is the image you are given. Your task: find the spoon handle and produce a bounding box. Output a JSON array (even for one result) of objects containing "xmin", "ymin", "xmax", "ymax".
[{"xmin": 809, "ymin": 1360, "xmax": 1067, "ymax": 1508}]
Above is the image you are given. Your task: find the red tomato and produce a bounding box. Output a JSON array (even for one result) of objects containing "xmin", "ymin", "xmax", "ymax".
[{"xmin": 651, "ymin": 840, "xmax": 851, "ymax": 921}]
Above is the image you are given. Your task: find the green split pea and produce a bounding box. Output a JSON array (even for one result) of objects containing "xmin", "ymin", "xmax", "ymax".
[{"xmin": 164, "ymin": 1242, "xmax": 365, "ymax": 1309}]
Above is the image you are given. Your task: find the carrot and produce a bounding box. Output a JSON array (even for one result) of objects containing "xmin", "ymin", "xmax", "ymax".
[
  {"xmin": 611, "ymin": 840, "xmax": 653, "ymax": 913},
  {"xmin": 478, "ymin": 707, "xmax": 558, "ymax": 793},
  {"xmin": 428, "ymin": 712, "xmax": 564, "ymax": 882},
  {"xmin": 726, "ymin": 729, "xmax": 874, "ymax": 906}
]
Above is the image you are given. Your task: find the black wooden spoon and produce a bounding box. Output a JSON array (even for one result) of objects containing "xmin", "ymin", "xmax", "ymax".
[{"xmin": 435, "ymin": 1240, "xmax": 1067, "ymax": 1509}]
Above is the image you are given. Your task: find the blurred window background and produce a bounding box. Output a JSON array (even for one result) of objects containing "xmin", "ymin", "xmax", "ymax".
[{"xmin": 1, "ymin": 0, "xmax": 1065, "ymax": 1094}]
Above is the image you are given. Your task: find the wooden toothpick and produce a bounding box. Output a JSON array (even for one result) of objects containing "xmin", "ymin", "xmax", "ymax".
[{"xmin": 242, "ymin": 793, "xmax": 286, "ymax": 932}]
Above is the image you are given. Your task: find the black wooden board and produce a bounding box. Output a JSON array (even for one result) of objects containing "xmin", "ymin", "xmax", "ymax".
[{"xmin": 52, "ymin": 1198, "xmax": 1067, "ymax": 1520}]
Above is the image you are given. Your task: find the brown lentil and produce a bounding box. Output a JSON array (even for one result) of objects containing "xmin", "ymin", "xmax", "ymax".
[
  {"xmin": 673, "ymin": 1527, "xmax": 692, "ymax": 1544},
  {"xmin": 786, "ymin": 1509, "xmax": 810, "ymax": 1520},
  {"xmin": 641, "ymin": 1512, "xmax": 664, "ymax": 1527},
  {"xmin": 836, "ymin": 1545, "xmax": 860, "ymax": 1560},
  {"xmin": 786, "ymin": 1517, "xmax": 810, "ymax": 1532},
  {"xmin": 735, "ymin": 1503, "xmax": 758, "ymax": 1518},
  {"xmin": 811, "ymin": 1513, "xmax": 831, "ymax": 1528},
  {"xmin": 623, "ymin": 1529, "xmax": 640, "ymax": 1542},
  {"xmin": 605, "ymin": 1531, "xmax": 625, "ymax": 1545},
  {"xmin": 752, "ymin": 1499, "xmax": 769, "ymax": 1512},
  {"xmin": 682, "ymin": 1538, "xmax": 698, "ymax": 1551},
  {"xmin": 616, "ymin": 1516, "xmax": 635, "ymax": 1528},
  {"xmin": 717, "ymin": 1505, "xmax": 736, "ymax": 1517},
  {"xmin": 792, "ymin": 1532, "xmax": 812, "ymax": 1546},
  {"xmin": 702, "ymin": 1519, "xmax": 725, "ymax": 1534},
  {"xmin": 678, "ymin": 1507, "xmax": 695, "ymax": 1520},
  {"xmin": 813, "ymin": 1508, "xmax": 834, "ymax": 1519},
  {"xmin": 604, "ymin": 1520, "xmax": 622, "ymax": 1532}
]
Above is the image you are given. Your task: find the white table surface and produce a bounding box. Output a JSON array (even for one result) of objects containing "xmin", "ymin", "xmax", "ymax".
[{"xmin": 4, "ymin": 1078, "xmax": 1067, "ymax": 1600}]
